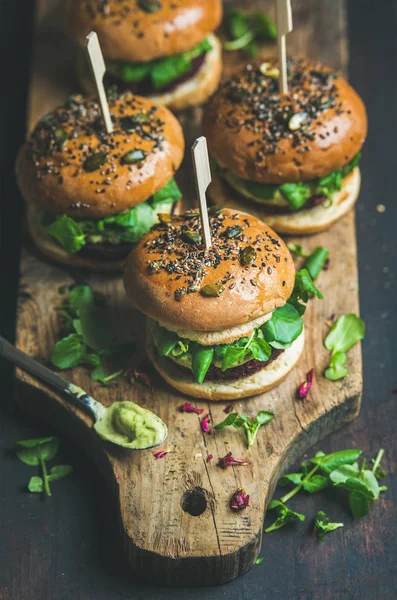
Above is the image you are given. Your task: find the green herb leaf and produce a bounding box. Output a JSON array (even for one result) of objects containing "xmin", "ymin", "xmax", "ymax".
[
  {"xmin": 48, "ymin": 465, "xmax": 73, "ymax": 482},
  {"xmin": 265, "ymin": 500, "xmax": 305, "ymax": 533},
  {"xmin": 302, "ymin": 475, "xmax": 329, "ymax": 494},
  {"xmin": 324, "ymin": 313, "xmax": 365, "ymax": 356},
  {"xmin": 279, "ymin": 182, "xmax": 312, "ymax": 211},
  {"xmin": 304, "ymin": 247, "xmax": 329, "ymax": 280},
  {"xmin": 150, "ymin": 38, "xmax": 212, "ymax": 89},
  {"xmin": 329, "ymin": 463, "xmax": 360, "ymax": 484},
  {"xmin": 152, "ymin": 323, "xmax": 179, "ymax": 356},
  {"xmin": 279, "ymin": 473, "xmax": 303, "ymax": 486},
  {"xmin": 262, "ymin": 303, "xmax": 303, "ymax": 347},
  {"xmin": 324, "ymin": 350, "xmax": 349, "ymax": 381},
  {"xmin": 310, "ymin": 449, "xmax": 362, "ymax": 474},
  {"xmin": 224, "ymin": 9, "xmax": 276, "ymax": 53},
  {"xmin": 221, "ymin": 345, "xmax": 247, "ymax": 371},
  {"xmin": 242, "ymin": 179, "xmax": 279, "ymax": 200},
  {"xmin": 68, "ymin": 285, "xmax": 95, "ymax": 313},
  {"xmin": 51, "ymin": 333, "xmax": 87, "ymax": 369},
  {"xmin": 289, "ymin": 268, "xmax": 323, "ymax": 314},
  {"xmin": 150, "ymin": 178, "xmax": 182, "ymax": 207},
  {"xmin": 215, "ymin": 411, "xmax": 274, "ymax": 448},
  {"xmin": 16, "ymin": 436, "xmax": 60, "ymax": 466},
  {"xmin": 324, "ymin": 314, "xmax": 365, "ymax": 381},
  {"xmin": 348, "ymin": 491, "xmax": 372, "ymax": 518},
  {"xmin": 191, "ymin": 345, "xmax": 214, "ymax": 384},
  {"xmin": 214, "ymin": 413, "xmax": 240, "ymax": 430},
  {"xmin": 314, "ymin": 511, "xmax": 344, "ymax": 540},
  {"xmin": 255, "ymin": 557, "xmax": 264, "ymax": 565},
  {"xmin": 46, "ymin": 214, "xmax": 86, "ymax": 254},
  {"xmin": 317, "ymin": 170, "xmax": 343, "ymax": 196},
  {"xmin": 287, "ymin": 243, "xmax": 309, "ymax": 258},
  {"xmin": 28, "ymin": 476, "xmax": 44, "ymax": 493},
  {"xmin": 250, "ymin": 337, "xmax": 272, "ymax": 361}
]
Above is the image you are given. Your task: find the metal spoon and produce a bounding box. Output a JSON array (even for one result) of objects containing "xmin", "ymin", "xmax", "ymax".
[{"xmin": 0, "ymin": 335, "xmax": 167, "ymax": 450}]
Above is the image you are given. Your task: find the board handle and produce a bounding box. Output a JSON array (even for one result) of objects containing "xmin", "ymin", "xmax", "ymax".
[{"xmin": 0, "ymin": 335, "xmax": 104, "ymax": 421}]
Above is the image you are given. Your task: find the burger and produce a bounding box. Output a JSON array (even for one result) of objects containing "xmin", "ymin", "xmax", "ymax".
[
  {"xmin": 202, "ymin": 58, "xmax": 368, "ymax": 235},
  {"xmin": 65, "ymin": 0, "xmax": 223, "ymax": 111},
  {"xmin": 16, "ymin": 92, "xmax": 184, "ymax": 271},
  {"xmin": 124, "ymin": 208, "xmax": 322, "ymax": 400}
]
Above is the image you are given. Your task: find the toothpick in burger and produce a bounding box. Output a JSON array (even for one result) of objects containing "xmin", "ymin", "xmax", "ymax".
[
  {"xmin": 124, "ymin": 208, "xmax": 322, "ymax": 400},
  {"xmin": 66, "ymin": 0, "xmax": 223, "ymax": 111},
  {"xmin": 16, "ymin": 93, "xmax": 184, "ymax": 271},
  {"xmin": 203, "ymin": 58, "xmax": 367, "ymax": 234}
]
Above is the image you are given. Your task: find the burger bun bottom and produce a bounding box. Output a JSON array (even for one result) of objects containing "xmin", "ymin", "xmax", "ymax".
[
  {"xmin": 208, "ymin": 168, "xmax": 361, "ymax": 236},
  {"xmin": 146, "ymin": 326, "xmax": 305, "ymax": 401}
]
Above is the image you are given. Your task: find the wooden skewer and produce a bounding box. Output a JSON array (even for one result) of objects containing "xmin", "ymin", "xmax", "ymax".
[
  {"xmin": 276, "ymin": 0, "xmax": 293, "ymax": 94},
  {"xmin": 191, "ymin": 137, "xmax": 212, "ymax": 250},
  {"xmin": 85, "ymin": 31, "xmax": 114, "ymax": 135}
]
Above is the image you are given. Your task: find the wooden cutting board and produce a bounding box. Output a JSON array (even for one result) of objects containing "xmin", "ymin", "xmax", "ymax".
[{"xmin": 15, "ymin": 0, "xmax": 361, "ymax": 586}]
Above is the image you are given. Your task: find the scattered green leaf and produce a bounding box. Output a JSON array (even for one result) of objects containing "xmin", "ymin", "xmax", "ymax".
[
  {"xmin": 215, "ymin": 410, "xmax": 274, "ymax": 448},
  {"xmin": 16, "ymin": 437, "xmax": 73, "ymax": 497},
  {"xmin": 324, "ymin": 314, "xmax": 365, "ymax": 381},
  {"xmin": 314, "ymin": 511, "xmax": 344, "ymax": 540},
  {"xmin": 265, "ymin": 500, "xmax": 305, "ymax": 533}
]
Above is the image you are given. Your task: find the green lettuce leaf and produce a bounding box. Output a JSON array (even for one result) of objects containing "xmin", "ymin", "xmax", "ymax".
[
  {"xmin": 279, "ymin": 182, "xmax": 312, "ymax": 210},
  {"xmin": 191, "ymin": 345, "xmax": 214, "ymax": 384},
  {"xmin": 107, "ymin": 39, "xmax": 212, "ymax": 89},
  {"xmin": 324, "ymin": 314, "xmax": 365, "ymax": 381},
  {"xmin": 150, "ymin": 177, "xmax": 182, "ymax": 207},
  {"xmin": 44, "ymin": 179, "xmax": 181, "ymax": 253},
  {"xmin": 261, "ymin": 303, "xmax": 303, "ymax": 348},
  {"xmin": 46, "ymin": 214, "xmax": 85, "ymax": 253},
  {"xmin": 232, "ymin": 153, "xmax": 361, "ymax": 211}
]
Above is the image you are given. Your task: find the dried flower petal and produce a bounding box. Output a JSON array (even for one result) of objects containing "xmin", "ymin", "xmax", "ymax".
[
  {"xmin": 179, "ymin": 402, "xmax": 204, "ymax": 414},
  {"xmin": 206, "ymin": 454, "xmax": 213, "ymax": 463},
  {"xmin": 224, "ymin": 403, "xmax": 234, "ymax": 414},
  {"xmin": 230, "ymin": 488, "xmax": 250, "ymax": 511},
  {"xmin": 217, "ymin": 452, "xmax": 248, "ymax": 469},
  {"xmin": 154, "ymin": 449, "xmax": 169, "ymax": 459},
  {"xmin": 131, "ymin": 364, "xmax": 153, "ymax": 389},
  {"xmin": 201, "ymin": 414, "xmax": 211, "ymax": 434},
  {"xmin": 298, "ymin": 368, "xmax": 314, "ymax": 399}
]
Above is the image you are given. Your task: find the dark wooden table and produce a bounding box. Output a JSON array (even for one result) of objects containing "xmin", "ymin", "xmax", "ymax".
[{"xmin": 1, "ymin": 1, "xmax": 396, "ymax": 599}]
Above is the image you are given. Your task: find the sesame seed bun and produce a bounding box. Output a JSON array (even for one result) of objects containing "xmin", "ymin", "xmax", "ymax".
[
  {"xmin": 65, "ymin": 0, "xmax": 223, "ymax": 63},
  {"xmin": 202, "ymin": 58, "xmax": 367, "ymax": 184},
  {"xmin": 77, "ymin": 34, "xmax": 223, "ymax": 111},
  {"xmin": 16, "ymin": 93, "xmax": 184, "ymax": 219},
  {"xmin": 207, "ymin": 168, "xmax": 361, "ymax": 236},
  {"xmin": 123, "ymin": 208, "xmax": 295, "ymax": 332},
  {"xmin": 146, "ymin": 325, "xmax": 305, "ymax": 401}
]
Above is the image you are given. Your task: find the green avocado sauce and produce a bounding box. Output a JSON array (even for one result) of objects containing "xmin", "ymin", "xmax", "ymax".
[{"xmin": 94, "ymin": 401, "xmax": 167, "ymax": 449}]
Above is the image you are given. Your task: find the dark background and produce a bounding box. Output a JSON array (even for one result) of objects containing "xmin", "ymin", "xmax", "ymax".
[{"xmin": 1, "ymin": 1, "xmax": 396, "ymax": 599}]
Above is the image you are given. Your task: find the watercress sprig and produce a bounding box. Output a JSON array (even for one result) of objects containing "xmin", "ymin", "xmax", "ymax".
[
  {"xmin": 224, "ymin": 9, "xmax": 276, "ymax": 57},
  {"xmin": 324, "ymin": 313, "xmax": 365, "ymax": 380},
  {"xmin": 16, "ymin": 436, "xmax": 73, "ymax": 496},
  {"xmin": 265, "ymin": 500, "xmax": 305, "ymax": 533},
  {"xmin": 52, "ymin": 285, "xmax": 135, "ymax": 384},
  {"xmin": 314, "ymin": 511, "xmax": 344, "ymax": 540},
  {"xmin": 276, "ymin": 448, "xmax": 387, "ymax": 520},
  {"xmin": 215, "ymin": 410, "xmax": 274, "ymax": 448}
]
